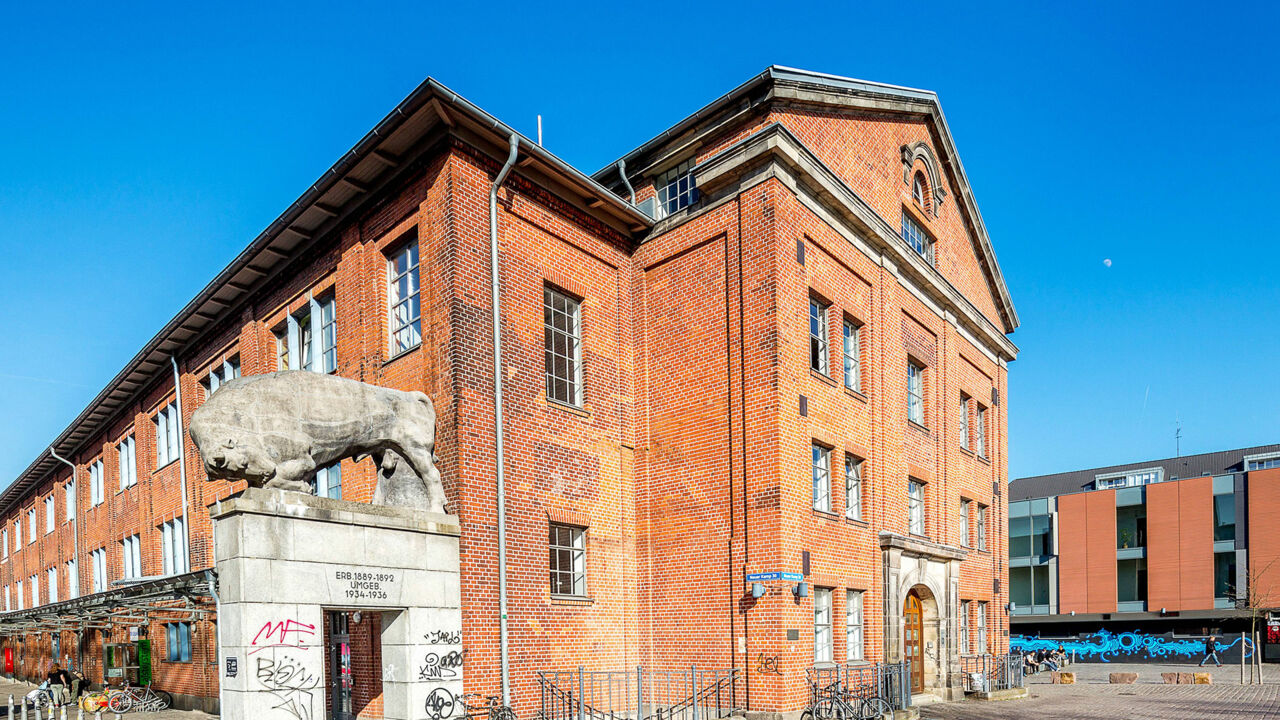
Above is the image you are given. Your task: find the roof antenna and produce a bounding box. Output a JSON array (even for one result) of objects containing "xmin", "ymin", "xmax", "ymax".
[
  {"xmin": 1175, "ymin": 417, "xmax": 1182, "ymax": 458},
  {"xmin": 537, "ymin": 115, "xmax": 543, "ymax": 146}
]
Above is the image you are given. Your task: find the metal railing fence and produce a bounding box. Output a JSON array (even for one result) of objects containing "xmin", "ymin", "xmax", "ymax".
[
  {"xmin": 806, "ymin": 661, "xmax": 911, "ymax": 711},
  {"xmin": 536, "ymin": 667, "xmax": 738, "ymax": 720},
  {"xmin": 959, "ymin": 653, "xmax": 1024, "ymax": 692}
]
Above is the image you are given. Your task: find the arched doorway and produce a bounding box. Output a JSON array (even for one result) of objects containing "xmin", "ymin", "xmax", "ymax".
[{"xmin": 904, "ymin": 590, "xmax": 924, "ymax": 693}]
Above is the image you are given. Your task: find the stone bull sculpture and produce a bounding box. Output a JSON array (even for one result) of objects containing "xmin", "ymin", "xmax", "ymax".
[{"xmin": 189, "ymin": 371, "xmax": 446, "ymax": 512}]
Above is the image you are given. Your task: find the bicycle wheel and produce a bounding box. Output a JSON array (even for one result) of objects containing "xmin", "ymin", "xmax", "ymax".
[
  {"xmin": 31, "ymin": 692, "xmax": 51, "ymax": 709},
  {"xmin": 153, "ymin": 689, "xmax": 173, "ymax": 709},
  {"xmin": 813, "ymin": 698, "xmax": 851, "ymax": 720},
  {"xmin": 859, "ymin": 696, "xmax": 892, "ymax": 719},
  {"xmin": 108, "ymin": 692, "xmax": 132, "ymax": 713}
]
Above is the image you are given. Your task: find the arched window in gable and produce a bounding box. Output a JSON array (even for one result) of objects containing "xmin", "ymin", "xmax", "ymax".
[{"xmin": 912, "ymin": 171, "xmax": 928, "ymax": 210}]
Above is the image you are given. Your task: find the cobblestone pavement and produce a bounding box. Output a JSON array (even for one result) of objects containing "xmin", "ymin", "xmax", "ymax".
[
  {"xmin": 922, "ymin": 662, "xmax": 1280, "ymax": 719},
  {"xmin": 0, "ymin": 678, "xmax": 215, "ymax": 719}
]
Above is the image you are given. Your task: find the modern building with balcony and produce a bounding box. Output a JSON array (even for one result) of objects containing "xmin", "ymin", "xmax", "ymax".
[{"xmin": 1008, "ymin": 444, "xmax": 1280, "ymax": 661}]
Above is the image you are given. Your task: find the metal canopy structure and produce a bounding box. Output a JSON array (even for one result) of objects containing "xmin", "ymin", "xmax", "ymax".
[{"xmin": 0, "ymin": 571, "xmax": 216, "ymax": 637}]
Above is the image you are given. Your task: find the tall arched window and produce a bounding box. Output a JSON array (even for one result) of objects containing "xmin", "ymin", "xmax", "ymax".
[{"xmin": 912, "ymin": 171, "xmax": 928, "ymax": 209}]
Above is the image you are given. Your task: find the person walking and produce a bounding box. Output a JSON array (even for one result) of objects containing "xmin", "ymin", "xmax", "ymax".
[
  {"xmin": 1198, "ymin": 635, "xmax": 1222, "ymax": 667},
  {"xmin": 46, "ymin": 662, "xmax": 72, "ymax": 707}
]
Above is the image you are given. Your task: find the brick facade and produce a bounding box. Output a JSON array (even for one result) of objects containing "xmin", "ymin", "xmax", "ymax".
[{"xmin": 0, "ymin": 67, "xmax": 1017, "ymax": 714}]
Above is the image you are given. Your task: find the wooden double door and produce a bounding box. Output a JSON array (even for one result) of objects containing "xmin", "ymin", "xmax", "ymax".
[{"xmin": 904, "ymin": 591, "xmax": 924, "ymax": 694}]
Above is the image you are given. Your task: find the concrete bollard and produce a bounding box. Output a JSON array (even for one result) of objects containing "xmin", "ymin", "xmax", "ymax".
[
  {"xmin": 61, "ymin": 705, "xmax": 67, "ymax": 720},
  {"xmin": 34, "ymin": 708, "xmax": 41, "ymax": 720},
  {"xmin": 21, "ymin": 697, "xmax": 28, "ymax": 720}
]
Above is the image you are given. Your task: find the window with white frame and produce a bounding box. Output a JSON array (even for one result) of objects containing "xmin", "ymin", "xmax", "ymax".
[
  {"xmin": 975, "ymin": 404, "xmax": 987, "ymax": 458},
  {"xmin": 809, "ymin": 299, "xmax": 829, "ymax": 374},
  {"xmin": 549, "ymin": 523, "xmax": 586, "ymax": 597},
  {"xmin": 813, "ymin": 587, "xmax": 833, "ymax": 662},
  {"xmin": 155, "ymin": 403, "xmax": 180, "ymax": 468},
  {"xmin": 66, "ymin": 559, "xmax": 78, "ymax": 600},
  {"xmin": 160, "ymin": 517, "xmax": 188, "ymax": 576},
  {"xmin": 959, "ymin": 395, "xmax": 970, "ymax": 451},
  {"xmin": 812, "ymin": 444, "xmax": 831, "ymax": 512},
  {"xmin": 1245, "ymin": 452, "xmax": 1280, "ymax": 471},
  {"xmin": 167, "ymin": 622, "xmax": 193, "ymax": 662},
  {"xmin": 912, "ymin": 172, "xmax": 928, "ymax": 209},
  {"xmin": 388, "ymin": 241, "xmax": 421, "ymax": 356},
  {"xmin": 1094, "ymin": 467, "xmax": 1164, "ymax": 490},
  {"xmin": 26, "ymin": 509, "xmax": 35, "ymax": 544},
  {"xmin": 202, "ymin": 355, "xmax": 241, "ymax": 397},
  {"xmin": 3, "ymin": 585, "xmax": 8, "ymax": 612},
  {"xmin": 91, "ymin": 458, "xmax": 106, "ymax": 505},
  {"xmin": 312, "ymin": 463, "xmax": 342, "ymax": 500},
  {"xmin": 908, "ymin": 480, "xmax": 925, "ymax": 536},
  {"xmin": 959, "ymin": 601, "xmax": 971, "ymax": 654},
  {"xmin": 115, "ymin": 438, "xmax": 135, "ymax": 486},
  {"xmin": 655, "ymin": 158, "xmax": 698, "ymax": 218},
  {"xmin": 842, "ymin": 320, "xmax": 861, "ymax": 392},
  {"xmin": 29, "ymin": 574, "xmax": 38, "ymax": 608},
  {"xmin": 960, "ymin": 500, "xmax": 971, "ymax": 547},
  {"xmin": 900, "ymin": 213, "xmax": 935, "ymax": 265},
  {"xmin": 64, "ymin": 482, "xmax": 75, "ymax": 521},
  {"xmin": 846, "ymin": 590, "xmax": 864, "ymax": 661},
  {"xmin": 16, "ymin": 580, "xmax": 23, "ymax": 610},
  {"xmin": 12, "ymin": 521, "xmax": 18, "ymax": 553},
  {"xmin": 907, "ymin": 361, "xmax": 925, "ymax": 425},
  {"xmin": 121, "ymin": 534, "xmax": 142, "ymax": 580},
  {"xmin": 46, "ymin": 567, "xmax": 57, "ymax": 605},
  {"xmin": 2, "ymin": 529, "xmax": 7, "ymax": 559},
  {"xmin": 276, "ymin": 297, "xmax": 337, "ymax": 373},
  {"xmin": 976, "ymin": 602, "xmax": 988, "ymax": 653},
  {"xmin": 845, "ymin": 455, "xmax": 863, "ymax": 521},
  {"xmin": 91, "ymin": 548, "xmax": 107, "ymax": 593},
  {"xmin": 976, "ymin": 504, "xmax": 988, "ymax": 551},
  {"xmin": 44, "ymin": 496, "xmax": 54, "ymax": 534},
  {"xmin": 544, "ymin": 287, "xmax": 583, "ymax": 407}
]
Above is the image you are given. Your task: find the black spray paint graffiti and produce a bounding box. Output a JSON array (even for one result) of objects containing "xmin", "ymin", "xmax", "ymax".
[
  {"xmin": 256, "ymin": 653, "xmax": 321, "ymax": 720},
  {"xmin": 424, "ymin": 687, "xmax": 457, "ymax": 720},
  {"xmin": 425, "ymin": 629, "xmax": 462, "ymax": 644},
  {"xmin": 755, "ymin": 653, "xmax": 782, "ymax": 675},
  {"xmin": 420, "ymin": 649, "xmax": 466, "ymax": 680}
]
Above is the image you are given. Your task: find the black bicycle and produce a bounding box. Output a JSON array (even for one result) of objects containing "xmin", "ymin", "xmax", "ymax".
[
  {"xmin": 803, "ymin": 681, "xmax": 893, "ymax": 720},
  {"xmin": 460, "ymin": 692, "xmax": 517, "ymax": 720}
]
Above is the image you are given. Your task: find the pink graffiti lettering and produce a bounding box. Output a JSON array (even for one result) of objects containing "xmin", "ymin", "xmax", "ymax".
[{"xmin": 250, "ymin": 619, "xmax": 317, "ymax": 655}]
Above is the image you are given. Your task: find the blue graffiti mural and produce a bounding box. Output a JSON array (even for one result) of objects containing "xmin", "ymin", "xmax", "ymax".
[{"xmin": 1011, "ymin": 629, "xmax": 1254, "ymax": 663}]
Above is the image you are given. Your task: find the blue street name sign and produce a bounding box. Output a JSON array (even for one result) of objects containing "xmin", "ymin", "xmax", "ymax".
[{"xmin": 745, "ymin": 571, "xmax": 804, "ymax": 582}]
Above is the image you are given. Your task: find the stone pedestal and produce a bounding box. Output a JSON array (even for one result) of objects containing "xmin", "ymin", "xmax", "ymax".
[{"xmin": 211, "ymin": 487, "xmax": 462, "ymax": 720}]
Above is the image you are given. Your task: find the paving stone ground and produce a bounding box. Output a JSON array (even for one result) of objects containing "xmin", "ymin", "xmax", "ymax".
[
  {"xmin": 922, "ymin": 662, "xmax": 1280, "ymax": 720},
  {"xmin": 0, "ymin": 678, "xmax": 215, "ymax": 719}
]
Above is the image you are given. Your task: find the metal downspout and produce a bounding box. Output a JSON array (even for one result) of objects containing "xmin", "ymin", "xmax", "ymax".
[
  {"xmin": 616, "ymin": 159, "xmax": 635, "ymax": 205},
  {"xmin": 47, "ymin": 446, "xmax": 81, "ymax": 670},
  {"xmin": 491, "ymin": 133, "xmax": 520, "ymax": 707},
  {"xmin": 171, "ymin": 357, "xmax": 192, "ymax": 573}
]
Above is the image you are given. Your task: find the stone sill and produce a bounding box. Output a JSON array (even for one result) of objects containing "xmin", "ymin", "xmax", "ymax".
[{"xmin": 210, "ymin": 486, "xmax": 460, "ymax": 536}]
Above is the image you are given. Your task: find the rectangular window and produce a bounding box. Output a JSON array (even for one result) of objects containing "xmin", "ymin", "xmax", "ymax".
[
  {"xmin": 976, "ymin": 602, "xmax": 988, "ymax": 653},
  {"xmin": 960, "ymin": 500, "xmax": 970, "ymax": 547},
  {"xmin": 907, "ymin": 362, "xmax": 924, "ymax": 425},
  {"xmin": 277, "ymin": 298, "xmax": 337, "ymax": 373},
  {"xmin": 908, "ymin": 480, "xmax": 925, "ymax": 536},
  {"xmin": 976, "ymin": 504, "xmax": 987, "ymax": 551},
  {"xmin": 26, "ymin": 509, "xmax": 35, "ymax": 544},
  {"xmin": 900, "ymin": 213, "xmax": 935, "ymax": 265},
  {"xmin": 809, "ymin": 299, "xmax": 829, "ymax": 374},
  {"xmin": 44, "ymin": 497, "xmax": 54, "ymax": 534},
  {"xmin": 1009, "ymin": 514, "xmax": 1053, "ymax": 558},
  {"xmin": 1214, "ymin": 493, "xmax": 1236, "ymax": 542},
  {"xmin": 975, "ymin": 405, "xmax": 987, "ymax": 458},
  {"xmin": 91, "ymin": 549, "xmax": 107, "ymax": 593},
  {"xmin": 121, "ymin": 535, "xmax": 142, "ymax": 580},
  {"xmin": 813, "ymin": 587, "xmax": 833, "ymax": 662},
  {"xmin": 64, "ymin": 482, "xmax": 75, "ymax": 521},
  {"xmin": 16, "ymin": 581, "xmax": 22, "ymax": 610},
  {"xmin": 1215, "ymin": 551, "xmax": 1237, "ymax": 600},
  {"xmin": 1116, "ymin": 504, "xmax": 1147, "ymax": 549},
  {"xmin": 845, "ymin": 590, "xmax": 863, "ymax": 661},
  {"xmin": 1245, "ymin": 453, "xmax": 1280, "ymax": 471},
  {"xmin": 959, "ymin": 601, "xmax": 970, "ymax": 654},
  {"xmin": 812, "ymin": 444, "xmax": 831, "ymax": 512},
  {"xmin": 66, "ymin": 559, "xmax": 78, "ymax": 600},
  {"xmin": 160, "ymin": 517, "xmax": 188, "ymax": 576},
  {"xmin": 544, "ymin": 287, "xmax": 583, "ymax": 407},
  {"xmin": 91, "ymin": 458, "xmax": 106, "ymax": 505},
  {"xmin": 1118, "ymin": 558, "xmax": 1148, "ymax": 603},
  {"xmin": 12, "ymin": 521, "xmax": 18, "ymax": 553},
  {"xmin": 166, "ymin": 622, "xmax": 193, "ymax": 662},
  {"xmin": 313, "ymin": 463, "xmax": 342, "ymax": 500},
  {"xmin": 46, "ymin": 567, "xmax": 57, "ymax": 605},
  {"xmin": 842, "ymin": 321, "xmax": 861, "ymax": 391},
  {"xmin": 2, "ymin": 529, "xmax": 7, "ymax": 559},
  {"xmin": 655, "ymin": 159, "xmax": 698, "ymax": 218},
  {"xmin": 959, "ymin": 395, "xmax": 970, "ymax": 450},
  {"xmin": 3, "ymin": 586, "xmax": 8, "ymax": 612},
  {"xmin": 845, "ymin": 456, "xmax": 863, "ymax": 521},
  {"xmin": 388, "ymin": 241, "xmax": 421, "ymax": 356},
  {"xmin": 202, "ymin": 356, "xmax": 241, "ymax": 397},
  {"xmin": 29, "ymin": 575, "xmax": 38, "ymax": 608},
  {"xmin": 549, "ymin": 524, "xmax": 586, "ymax": 597},
  {"xmin": 155, "ymin": 404, "xmax": 180, "ymax": 468}
]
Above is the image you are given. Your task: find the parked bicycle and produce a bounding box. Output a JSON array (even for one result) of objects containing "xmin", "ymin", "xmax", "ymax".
[
  {"xmin": 106, "ymin": 681, "xmax": 172, "ymax": 713},
  {"xmin": 460, "ymin": 692, "xmax": 516, "ymax": 720},
  {"xmin": 803, "ymin": 680, "xmax": 893, "ymax": 720}
]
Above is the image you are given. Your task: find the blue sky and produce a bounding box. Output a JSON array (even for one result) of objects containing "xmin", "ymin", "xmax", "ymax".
[{"xmin": 0, "ymin": 1, "xmax": 1276, "ymax": 483}]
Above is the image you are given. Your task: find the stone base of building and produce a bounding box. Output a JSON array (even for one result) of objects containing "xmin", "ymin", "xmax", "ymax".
[{"xmin": 212, "ymin": 487, "xmax": 462, "ymax": 720}]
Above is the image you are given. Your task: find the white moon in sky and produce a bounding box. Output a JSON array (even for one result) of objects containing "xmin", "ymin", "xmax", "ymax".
[{"xmin": 1103, "ymin": 258, "xmax": 1112, "ymax": 267}]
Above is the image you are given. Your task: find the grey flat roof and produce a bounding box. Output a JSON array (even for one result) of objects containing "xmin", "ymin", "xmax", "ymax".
[{"xmin": 1009, "ymin": 443, "xmax": 1280, "ymax": 501}]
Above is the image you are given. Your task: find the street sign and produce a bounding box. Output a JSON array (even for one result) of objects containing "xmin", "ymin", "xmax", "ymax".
[{"xmin": 745, "ymin": 571, "xmax": 803, "ymax": 582}]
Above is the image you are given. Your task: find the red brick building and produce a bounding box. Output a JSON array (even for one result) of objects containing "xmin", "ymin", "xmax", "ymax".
[{"xmin": 0, "ymin": 66, "xmax": 1018, "ymax": 715}]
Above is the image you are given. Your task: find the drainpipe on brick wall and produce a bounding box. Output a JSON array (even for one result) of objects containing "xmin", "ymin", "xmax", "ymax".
[
  {"xmin": 491, "ymin": 133, "xmax": 520, "ymax": 707},
  {"xmin": 47, "ymin": 446, "xmax": 80, "ymax": 670},
  {"xmin": 616, "ymin": 159, "xmax": 635, "ymax": 205},
  {"xmin": 171, "ymin": 356, "xmax": 192, "ymax": 573}
]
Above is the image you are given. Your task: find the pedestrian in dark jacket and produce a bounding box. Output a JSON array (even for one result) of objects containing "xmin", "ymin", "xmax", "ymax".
[{"xmin": 1198, "ymin": 635, "xmax": 1222, "ymax": 667}]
